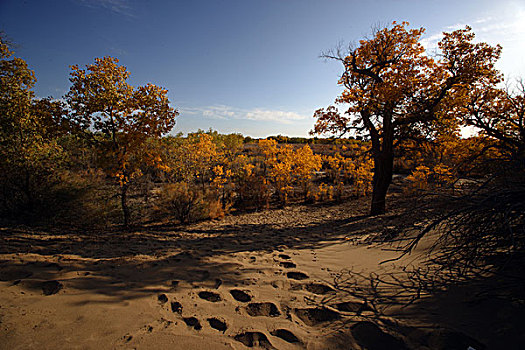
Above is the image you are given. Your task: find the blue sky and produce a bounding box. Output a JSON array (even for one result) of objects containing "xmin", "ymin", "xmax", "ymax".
[{"xmin": 1, "ymin": 0, "xmax": 524, "ymax": 137}]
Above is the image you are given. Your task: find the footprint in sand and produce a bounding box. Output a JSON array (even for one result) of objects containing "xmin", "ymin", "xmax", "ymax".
[
  {"xmin": 119, "ymin": 319, "xmax": 173, "ymax": 345},
  {"xmin": 286, "ymin": 271, "xmax": 309, "ymax": 280},
  {"xmin": 157, "ymin": 293, "xmax": 168, "ymax": 303},
  {"xmin": 171, "ymin": 301, "xmax": 183, "ymax": 314},
  {"xmin": 207, "ymin": 317, "xmax": 227, "ymax": 333},
  {"xmin": 198, "ymin": 291, "xmax": 222, "ymax": 302},
  {"xmin": 270, "ymin": 280, "xmax": 286, "ymax": 289},
  {"xmin": 279, "ymin": 261, "xmax": 296, "ymax": 269},
  {"xmin": 333, "ymin": 301, "xmax": 373, "ymax": 314},
  {"xmin": 42, "ymin": 280, "xmax": 62, "ymax": 296},
  {"xmin": 270, "ymin": 329, "xmax": 301, "ymax": 344},
  {"xmin": 230, "ymin": 289, "xmax": 252, "ymax": 302},
  {"xmin": 294, "ymin": 307, "xmax": 340, "ymax": 326},
  {"xmin": 183, "ymin": 317, "xmax": 202, "ymax": 330},
  {"xmin": 278, "ymin": 254, "xmax": 291, "ymax": 260},
  {"xmin": 234, "ymin": 331, "xmax": 273, "ymax": 349},
  {"xmin": 312, "ymin": 251, "xmax": 317, "ymax": 262},
  {"xmin": 303, "ymin": 282, "xmax": 335, "ymax": 295},
  {"xmin": 246, "ymin": 302, "xmax": 281, "ymax": 317}
]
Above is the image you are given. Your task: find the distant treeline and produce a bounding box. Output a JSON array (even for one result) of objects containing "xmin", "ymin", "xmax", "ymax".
[
  {"xmin": 252, "ymin": 135, "xmax": 363, "ymax": 144},
  {"xmin": 188, "ymin": 129, "xmax": 363, "ymax": 145}
]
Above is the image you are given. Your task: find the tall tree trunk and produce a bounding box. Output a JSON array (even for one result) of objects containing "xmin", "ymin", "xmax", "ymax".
[
  {"xmin": 24, "ymin": 165, "xmax": 34, "ymax": 214},
  {"xmin": 370, "ymin": 112, "xmax": 394, "ymax": 216},
  {"xmin": 370, "ymin": 151, "xmax": 394, "ymax": 215},
  {"xmin": 121, "ymin": 182, "xmax": 130, "ymax": 227}
]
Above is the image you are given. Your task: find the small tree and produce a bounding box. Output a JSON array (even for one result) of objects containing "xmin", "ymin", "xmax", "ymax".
[
  {"xmin": 293, "ymin": 145, "xmax": 322, "ymax": 201},
  {"xmin": 66, "ymin": 56, "xmax": 178, "ymax": 226},
  {"xmin": 259, "ymin": 139, "xmax": 295, "ymax": 204}
]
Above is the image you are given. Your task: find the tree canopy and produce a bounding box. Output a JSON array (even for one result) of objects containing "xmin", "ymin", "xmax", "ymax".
[
  {"xmin": 0, "ymin": 36, "xmax": 68, "ymax": 217},
  {"xmin": 312, "ymin": 22, "xmax": 502, "ymax": 215},
  {"xmin": 66, "ymin": 56, "xmax": 178, "ymax": 226}
]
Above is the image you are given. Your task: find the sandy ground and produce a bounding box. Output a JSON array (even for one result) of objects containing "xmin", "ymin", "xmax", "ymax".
[{"xmin": 1, "ymin": 197, "xmax": 523, "ymax": 349}]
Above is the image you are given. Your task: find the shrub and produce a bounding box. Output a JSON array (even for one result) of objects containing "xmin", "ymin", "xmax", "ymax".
[{"xmin": 155, "ymin": 182, "xmax": 204, "ymax": 223}]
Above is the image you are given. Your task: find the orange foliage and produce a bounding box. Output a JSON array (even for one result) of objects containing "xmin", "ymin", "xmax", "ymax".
[
  {"xmin": 66, "ymin": 56, "xmax": 178, "ymax": 225},
  {"xmin": 311, "ymin": 22, "xmax": 502, "ymax": 214}
]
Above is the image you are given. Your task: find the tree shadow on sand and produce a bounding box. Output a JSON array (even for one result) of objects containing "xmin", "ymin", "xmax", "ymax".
[
  {"xmin": 0, "ymin": 199, "xmax": 381, "ymax": 302},
  {"xmin": 303, "ymin": 252, "xmax": 525, "ymax": 350},
  {"xmin": 3, "ymin": 195, "xmax": 522, "ymax": 349},
  {"xmin": 0, "ymin": 194, "xmax": 444, "ymax": 304}
]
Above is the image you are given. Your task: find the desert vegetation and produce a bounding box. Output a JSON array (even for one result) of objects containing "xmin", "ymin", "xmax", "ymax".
[
  {"xmin": 0, "ymin": 41, "xmax": 376, "ymax": 228},
  {"xmin": 1, "ymin": 21, "xmax": 524, "ymax": 349}
]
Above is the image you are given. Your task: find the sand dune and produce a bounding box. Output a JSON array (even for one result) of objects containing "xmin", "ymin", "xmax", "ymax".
[{"xmin": 1, "ymin": 198, "xmax": 522, "ymax": 349}]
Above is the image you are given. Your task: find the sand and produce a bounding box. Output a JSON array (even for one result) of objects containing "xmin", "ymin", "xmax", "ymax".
[{"xmin": 1, "ymin": 197, "xmax": 523, "ymax": 349}]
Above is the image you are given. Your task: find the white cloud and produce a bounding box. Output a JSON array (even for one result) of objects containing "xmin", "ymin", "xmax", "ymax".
[
  {"xmin": 421, "ymin": 6, "xmax": 525, "ymax": 76},
  {"xmin": 420, "ymin": 32, "xmax": 443, "ymax": 52},
  {"xmin": 182, "ymin": 105, "xmax": 309, "ymax": 124},
  {"xmin": 473, "ymin": 16, "xmax": 494, "ymax": 25},
  {"xmin": 75, "ymin": 0, "xmax": 135, "ymax": 17},
  {"xmin": 245, "ymin": 109, "xmax": 306, "ymax": 123}
]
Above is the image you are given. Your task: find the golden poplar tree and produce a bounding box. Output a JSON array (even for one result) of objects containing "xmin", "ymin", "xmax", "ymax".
[
  {"xmin": 66, "ymin": 56, "xmax": 178, "ymax": 226},
  {"xmin": 312, "ymin": 22, "xmax": 501, "ymax": 215}
]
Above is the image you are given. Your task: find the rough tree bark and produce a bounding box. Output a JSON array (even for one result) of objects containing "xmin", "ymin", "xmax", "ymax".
[{"xmin": 121, "ymin": 181, "xmax": 130, "ymax": 227}]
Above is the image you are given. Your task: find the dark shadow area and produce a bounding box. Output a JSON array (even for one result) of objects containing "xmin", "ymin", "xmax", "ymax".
[
  {"xmin": 0, "ymin": 199, "xmax": 385, "ymax": 302},
  {"xmin": 304, "ymin": 253, "xmax": 525, "ymax": 350},
  {"xmin": 0, "ymin": 194, "xmax": 446, "ymax": 304}
]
